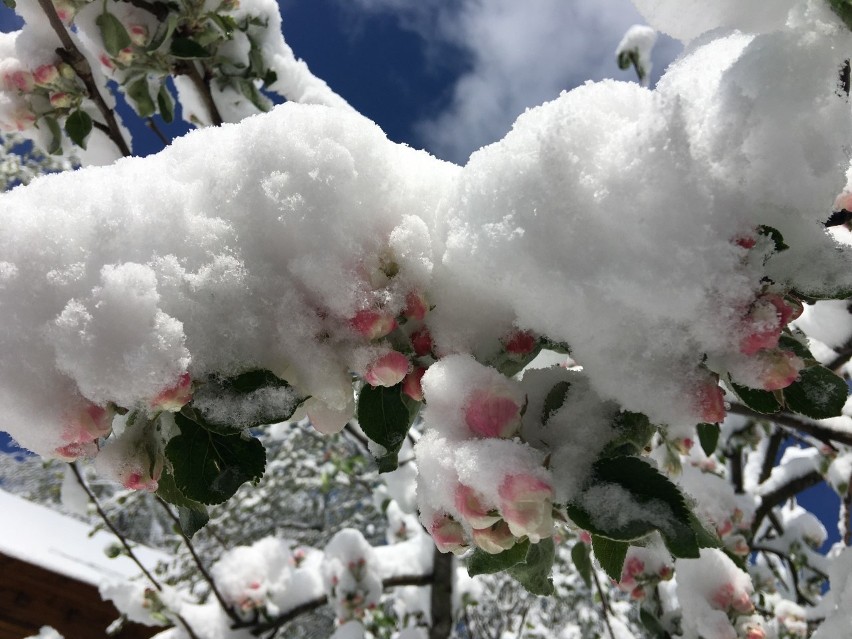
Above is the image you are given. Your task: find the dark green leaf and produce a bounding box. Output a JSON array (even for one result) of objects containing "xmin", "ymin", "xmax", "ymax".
[
  {"xmin": 617, "ymin": 50, "xmax": 632, "ymax": 70},
  {"xmin": 508, "ymin": 538, "xmax": 555, "ymax": 596},
  {"xmin": 357, "ymin": 383, "xmax": 418, "ymax": 473},
  {"xmin": 603, "ymin": 411, "xmax": 656, "ymax": 457},
  {"xmin": 571, "ymin": 541, "xmax": 592, "ymax": 588},
  {"xmin": 189, "ymin": 377, "xmax": 306, "ymax": 430},
  {"xmin": 567, "ymin": 456, "xmax": 699, "ymax": 558},
  {"xmin": 757, "ymin": 225, "xmax": 789, "ymax": 252},
  {"xmin": 829, "ymin": 0, "xmax": 852, "ymax": 31},
  {"xmin": 467, "ymin": 540, "xmax": 530, "ymax": 576},
  {"xmin": 157, "ymin": 83, "xmax": 174, "ymax": 123},
  {"xmin": 697, "ymin": 422, "xmax": 720, "ymax": 457},
  {"xmin": 165, "ymin": 412, "xmax": 266, "ymax": 505},
  {"xmin": 235, "ymin": 77, "xmax": 272, "ymax": 112},
  {"xmin": 170, "ymin": 37, "xmax": 211, "ymax": 59},
  {"xmin": 42, "ymin": 116, "xmax": 62, "ymax": 155},
  {"xmin": 156, "ymin": 468, "xmax": 211, "ymax": 538},
  {"xmin": 591, "ymin": 535, "xmax": 628, "ymax": 582},
  {"xmin": 178, "ymin": 505, "xmax": 210, "ymax": 538},
  {"xmin": 689, "ymin": 512, "xmax": 721, "ymax": 549},
  {"xmin": 208, "ymin": 13, "xmax": 237, "ymax": 36},
  {"xmin": 783, "ymin": 364, "xmax": 849, "ymax": 419},
  {"xmin": 262, "ymin": 69, "xmax": 278, "ymax": 86},
  {"xmin": 96, "ymin": 11, "xmax": 131, "ymax": 57},
  {"xmin": 146, "ymin": 15, "xmax": 178, "ymax": 52},
  {"xmin": 541, "ymin": 381, "xmax": 571, "ymax": 424},
  {"xmin": 2, "ymin": 0, "xmax": 16, "ymax": 9},
  {"xmin": 64, "ymin": 110, "xmax": 92, "ymax": 149},
  {"xmin": 224, "ymin": 369, "xmax": 289, "ymax": 393},
  {"xmin": 126, "ymin": 77, "xmax": 156, "ymax": 118},
  {"xmin": 778, "ymin": 333, "xmax": 813, "ymax": 360},
  {"xmin": 640, "ymin": 608, "xmax": 668, "ymax": 638},
  {"xmin": 730, "ymin": 380, "xmax": 781, "ymax": 414}
]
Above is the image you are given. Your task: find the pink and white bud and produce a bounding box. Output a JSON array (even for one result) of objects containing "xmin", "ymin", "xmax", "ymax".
[
  {"xmin": 502, "ymin": 330, "xmax": 537, "ymax": 356},
  {"xmin": 33, "ymin": 64, "xmax": 60, "ymax": 87},
  {"xmin": 123, "ymin": 455, "xmax": 163, "ymax": 492},
  {"xmin": 350, "ymin": 309, "xmax": 397, "ymax": 340},
  {"xmin": 403, "ymin": 291, "xmax": 428, "ymax": 321},
  {"xmin": 128, "ymin": 25, "xmax": 149, "ymax": 46},
  {"xmin": 455, "ymin": 484, "xmax": 501, "ymax": 529},
  {"xmin": 658, "ymin": 565, "xmax": 673, "ymax": 581},
  {"xmin": 49, "ymin": 91, "xmax": 73, "ymax": 109},
  {"xmin": 58, "ymin": 63, "xmax": 76, "ymax": 80},
  {"xmin": 52, "ymin": 0, "xmax": 75, "ymax": 22},
  {"xmin": 464, "ymin": 388, "xmax": 522, "ymax": 438},
  {"xmin": 756, "ymin": 350, "xmax": 804, "ymax": 391},
  {"xmin": 99, "ymin": 54, "xmax": 115, "ymax": 70},
  {"xmin": 150, "ymin": 372, "xmax": 193, "ymax": 412},
  {"xmin": 410, "ymin": 327, "xmax": 433, "ymax": 357},
  {"xmin": 739, "ymin": 294, "xmax": 800, "ymax": 355},
  {"xmin": 694, "ymin": 378, "xmax": 726, "ymax": 423},
  {"xmin": 116, "ymin": 48, "xmax": 136, "ymax": 66},
  {"xmin": 498, "ymin": 473, "xmax": 554, "ymax": 542},
  {"xmin": 363, "ymin": 351, "xmax": 409, "ymax": 387},
  {"xmin": 55, "ymin": 403, "xmax": 115, "ymax": 460},
  {"xmin": 733, "ymin": 234, "xmax": 756, "ymax": 250},
  {"xmin": 472, "ymin": 521, "xmax": 516, "ymax": 554},
  {"xmin": 579, "ymin": 530, "xmax": 592, "ymax": 545},
  {"xmin": 401, "ymin": 366, "xmax": 426, "ymax": 401},
  {"xmin": 3, "ymin": 70, "xmax": 34, "ymax": 94},
  {"xmin": 630, "ymin": 585, "xmax": 647, "ymax": 601},
  {"xmin": 430, "ymin": 514, "xmax": 468, "ymax": 554},
  {"xmin": 1, "ymin": 106, "xmax": 36, "ymax": 132}
]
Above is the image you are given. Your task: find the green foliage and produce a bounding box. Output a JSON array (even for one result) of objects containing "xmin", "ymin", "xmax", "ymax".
[
  {"xmin": 467, "ymin": 538, "xmax": 555, "ymax": 595},
  {"xmin": 783, "ymin": 364, "xmax": 849, "ymax": 419},
  {"xmin": 126, "ymin": 77, "xmax": 156, "ymax": 118},
  {"xmin": 602, "ymin": 411, "xmax": 656, "ymax": 457},
  {"xmin": 165, "ymin": 411, "xmax": 266, "ymax": 505},
  {"xmin": 730, "ymin": 380, "xmax": 781, "ymax": 414},
  {"xmin": 170, "ymin": 37, "xmax": 212, "ymax": 59},
  {"xmin": 468, "ymin": 540, "xmax": 531, "ymax": 576},
  {"xmin": 97, "ymin": 11, "xmax": 132, "ymax": 57},
  {"xmin": 541, "ymin": 381, "xmax": 571, "ymax": 424},
  {"xmin": 157, "ymin": 84, "xmax": 175, "ymax": 123},
  {"xmin": 697, "ymin": 422, "xmax": 720, "ymax": 456},
  {"xmin": 64, "ymin": 110, "xmax": 93, "ymax": 149},
  {"xmin": 42, "ymin": 117, "xmax": 62, "ymax": 155},
  {"xmin": 357, "ymin": 383, "xmax": 419, "ymax": 472},
  {"xmin": 590, "ymin": 535, "xmax": 628, "ymax": 581},
  {"xmin": 156, "ymin": 469, "xmax": 209, "ymax": 537},
  {"xmin": 570, "ymin": 541, "xmax": 592, "ymax": 588},
  {"xmin": 757, "ymin": 225, "xmax": 789, "ymax": 253},
  {"xmin": 828, "ymin": 0, "xmax": 852, "ymax": 31}
]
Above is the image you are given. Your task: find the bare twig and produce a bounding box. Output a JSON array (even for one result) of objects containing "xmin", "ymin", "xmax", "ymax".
[
  {"xmin": 728, "ymin": 403, "xmax": 852, "ymax": 448},
  {"xmin": 176, "ymin": 61, "xmax": 224, "ymax": 126},
  {"xmin": 752, "ymin": 470, "xmax": 823, "ymax": 535},
  {"xmin": 429, "ymin": 548, "xmax": 453, "ymax": 639},
  {"xmin": 146, "ymin": 118, "xmax": 170, "ymax": 147},
  {"xmin": 759, "ymin": 428, "xmax": 785, "ymax": 485},
  {"xmin": 590, "ymin": 566, "xmax": 616, "ymax": 639}
]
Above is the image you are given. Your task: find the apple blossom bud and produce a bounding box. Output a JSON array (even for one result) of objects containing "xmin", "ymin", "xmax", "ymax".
[
  {"xmin": 53, "ymin": 0, "xmax": 75, "ymax": 22},
  {"xmin": 49, "ymin": 91, "xmax": 73, "ymax": 109},
  {"xmin": 579, "ymin": 530, "xmax": 592, "ymax": 545},
  {"xmin": 623, "ymin": 555, "xmax": 645, "ymax": 579},
  {"xmin": 55, "ymin": 402, "xmax": 115, "ymax": 460},
  {"xmin": 455, "ymin": 484, "xmax": 501, "ymax": 529},
  {"xmin": 430, "ymin": 514, "xmax": 468, "ymax": 554},
  {"xmin": 756, "ymin": 350, "xmax": 804, "ymax": 391},
  {"xmin": 128, "ymin": 25, "xmax": 148, "ymax": 46},
  {"xmin": 728, "ymin": 534, "xmax": 750, "ymax": 557},
  {"xmin": 403, "ymin": 291, "xmax": 428, "ymax": 321},
  {"xmin": 33, "ymin": 64, "xmax": 60, "ymax": 87},
  {"xmin": 471, "ymin": 521, "xmax": 516, "ymax": 554},
  {"xmin": 502, "ymin": 330, "xmax": 536, "ymax": 356},
  {"xmin": 59, "ymin": 63, "xmax": 76, "ymax": 80},
  {"xmin": 410, "ymin": 327, "xmax": 433, "ymax": 357},
  {"xmin": 464, "ymin": 388, "xmax": 522, "ymax": 438},
  {"xmin": 123, "ymin": 457, "xmax": 162, "ymax": 492},
  {"xmin": 363, "ymin": 351, "xmax": 409, "ymax": 387},
  {"xmin": 3, "ymin": 70, "xmax": 34, "ymax": 94},
  {"xmin": 743, "ymin": 627, "xmax": 765, "ymax": 639},
  {"xmin": 731, "ymin": 591, "xmax": 754, "ymax": 614},
  {"xmin": 694, "ymin": 378, "xmax": 726, "ymax": 423},
  {"xmin": 401, "ymin": 366, "xmax": 426, "ymax": 401},
  {"xmin": 350, "ymin": 309, "xmax": 397, "ymax": 340},
  {"xmin": 734, "ymin": 234, "xmax": 756, "ymax": 249},
  {"xmin": 150, "ymin": 372, "xmax": 192, "ymax": 412},
  {"xmin": 99, "ymin": 54, "xmax": 115, "ymax": 70},
  {"xmin": 117, "ymin": 48, "xmax": 136, "ymax": 65},
  {"xmin": 630, "ymin": 585, "xmax": 646, "ymax": 600},
  {"xmin": 658, "ymin": 565, "xmax": 673, "ymax": 581},
  {"xmin": 498, "ymin": 473, "xmax": 554, "ymax": 542},
  {"xmin": 717, "ymin": 518, "xmax": 733, "ymax": 537}
]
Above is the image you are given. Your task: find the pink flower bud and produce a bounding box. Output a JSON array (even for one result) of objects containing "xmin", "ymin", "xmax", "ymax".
[
  {"xmin": 123, "ymin": 457, "xmax": 162, "ymax": 492},
  {"xmin": 350, "ymin": 310, "xmax": 397, "ymax": 340},
  {"xmin": 430, "ymin": 514, "xmax": 468, "ymax": 554},
  {"xmin": 150, "ymin": 372, "xmax": 192, "ymax": 412},
  {"xmin": 630, "ymin": 585, "xmax": 646, "ymax": 600},
  {"xmin": 55, "ymin": 403, "xmax": 115, "ymax": 460},
  {"xmin": 49, "ymin": 91, "xmax": 73, "ymax": 109},
  {"xmin": 410, "ymin": 327, "xmax": 433, "ymax": 357},
  {"xmin": 498, "ymin": 474, "xmax": 554, "ymax": 542},
  {"xmin": 658, "ymin": 565, "xmax": 673, "ymax": 581},
  {"xmin": 464, "ymin": 388, "xmax": 522, "ymax": 438},
  {"xmin": 717, "ymin": 519, "xmax": 733, "ymax": 537},
  {"xmin": 472, "ymin": 521, "xmax": 516, "ymax": 554},
  {"xmin": 401, "ymin": 366, "xmax": 426, "ymax": 401},
  {"xmin": 739, "ymin": 294, "xmax": 800, "ymax": 355},
  {"xmin": 731, "ymin": 591, "xmax": 754, "ymax": 614},
  {"xmin": 502, "ymin": 330, "xmax": 536, "ymax": 356},
  {"xmin": 128, "ymin": 25, "xmax": 148, "ymax": 46},
  {"xmin": 3, "ymin": 70, "xmax": 34, "ymax": 94},
  {"xmin": 99, "ymin": 54, "xmax": 115, "ymax": 70},
  {"xmin": 756, "ymin": 350, "xmax": 804, "ymax": 391},
  {"xmin": 734, "ymin": 234, "xmax": 756, "ymax": 249},
  {"xmin": 403, "ymin": 291, "xmax": 428, "ymax": 321},
  {"xmin": 53, "ymin": 0, "xmax": 75, "ymax": 22},
  {"xmin": 623, "ymin": 556, "xmax": 645, "ymax": 579},
  {"xmin": 116, "ymin": 48, "xmax": 136, "ymax": 65},
  {"xmin": 455, "ymin": 484, "xmax": 501, "ymax": 529},
  {"xmin": 694, "ymin": 378, "xmax": 726, "ymax": 423},
  {"xmin": 579, "ymin": 530, "xmax": 592, "ymax": 545},
  {"xmin": 58, "ymin": 63, "xmax": 76, "ymax": 80},
  {"xmin": 743, "ymin": 626, "xmax": 766, "ymax": 639},
  {"xmin": 363, "ymin": 351, "xmax": 409, "ymax": 387},
  {"xmin": 33, "ymin": 64, "xmax": 60, "ymax": 87}
]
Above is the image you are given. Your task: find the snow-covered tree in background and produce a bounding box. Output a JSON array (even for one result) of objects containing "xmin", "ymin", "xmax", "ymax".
[{"xmin": 3, "ymin": 0, "xmax": 852, "ymax": 638}]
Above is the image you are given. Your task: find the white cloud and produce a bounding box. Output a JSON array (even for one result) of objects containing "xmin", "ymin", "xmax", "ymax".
[{"xmin": 344, "ymin": 0, "xmax": 681, "ymax": 163}]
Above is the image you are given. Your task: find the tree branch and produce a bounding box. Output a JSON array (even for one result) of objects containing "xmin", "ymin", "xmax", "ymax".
[
  {"xmin": 752, "ymin": 470, "xmax": 823, "ymax": 535},
  {"xmin": 728, "ymin": 403, "xmax": 852, "ymax": 448},
  {"xmin": 429, "ymin": 548, "xmax": 453, "ymax": 639},
  {"xmin": 175, "ymin": 61, "xmax": 224, "ymax": 127},
  {"xmin": 35, "ymin": 0, "xmax": 131, "ymax": 157},
  {"xmin": 759, "ymin": 428, "xmax": 785, "ymax": 485}
]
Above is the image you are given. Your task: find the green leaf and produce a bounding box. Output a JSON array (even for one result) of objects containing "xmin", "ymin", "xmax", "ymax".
[
  {"xmin": 689, "ymin": 512, "xmax": 721, "ymax": 549},
  {"xmin": 223, "ymin": 369, "xmax": 289, "ymax": 393},
  {"xmin": 567, "ymin": 456, "xmax": 699, "ymax": 558},
  {"xmin": 146, "ymin": 14, "xmax": 179, "ymax": 52},
  {"xmin": 697, "ymin": 422, "xmax": 720, "ymax": 457},
  {"xmin": 541, "ymin": 381, "xmax": 571, "ymax": 424},
  {"xmin": 757, "ymin": 225, "xmax": 789, "ymax": 253},
  {"xmin": 508, "ymin": 538, "xmax": 555, "ymax": 596},
  {"xmin": 778, "ymin": 333, "xmax": 813, "ymax": 360},
  {"xmin": 208, "ymin": 13, "xmax": 237, "ymax": 36},
  {"xmin": 571, "ymin": 541, "xmax": 592, "ymax": 588},
  {"xmin": 126, "ymin": 77, "xmax": 156, "ymax": 118},
  {"xmin": 165, "ymin": 412, "xmax": 266, "ymax": 505},
  {"xmin": 177, "ymin": 505, "xmax": 210, "ymax": 538},
  {"xmin": 156, "ymin": 468, "xmax": 210, "ymax": 537},
  {"xmin": 64, "ymin": 110, "xmax": 92, "ymax": 149},
  {"xmin": 170, "ymin": 37, "xmax": 211, "ymax": 59},
  {"xmin": 467, "ymin": 540, "xmax": 530, "ymax": 576},
  {"xmin": 591, "ymin": 535, "xmax": 628, "ymax": 582},
  {"xmin": 357, "ymin": 383, "xmax": 418, "ymax": 473},
  {"xmin": 2, "ymin": 0, "xmax": 16, "ymax": 9},
  {"xmin": 829, "ymin": 0, "xmax": 852, "ymax": 31},
  {"xmin": 783, "ymin": 364, "xmax": 849, "ymax": 419},
  {"xmin": 639, "ymin": 608, "xmax": 668, "ymax": 638},
  {"xmin": 96, "ymin": 11, "xmax": 132, "ymax": 57},
  {"xmin": 730, "ymin": 380, "xmax": 781, "ymax": 414},
  {"xmin": 603, "ymin": 411, "xmax": 656, "ymax": 457},
  {"xmin": 190, "ymin": 374, "xmax": 306, "ymax": 430},
  {"xmin": 42, "ymin": 116, "xmax": 62, "ymax": 155},
  {"xmin": 617, "ymin": 50, "xmax": 632, "ymax": 70},
  {"xmin": 157, "ymin": 83, "xmax": 174, "ymax": 123}
]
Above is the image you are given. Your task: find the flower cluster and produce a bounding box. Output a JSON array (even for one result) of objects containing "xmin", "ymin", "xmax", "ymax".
[
  {"xmin": 0, "ymin": 60, "xmax": 86, "ymax": 137},
  {"xmin": 614, "ymin": 546, "xmax": 674, "ymax": 601},
  {"xmin": 322, "ymin": 529, "xmax": 382, "ymax": 623}
]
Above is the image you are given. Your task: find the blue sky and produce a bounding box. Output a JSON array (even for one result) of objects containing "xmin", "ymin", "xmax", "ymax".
[{"xmin": 0, "ymin": 0, "xmax": 843, "ymax": 546}]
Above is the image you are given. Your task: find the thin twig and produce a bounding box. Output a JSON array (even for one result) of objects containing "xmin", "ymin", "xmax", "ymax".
[
  {"xmin": 177, "ymin": 61, "xmax": 224, "ymax": 126},
  {"xmin": 751, "ymin": 470, "xmax": 823, "ymax": 535},
  {"xmin": 35, "ymin": 0, "xmax": 131, "ymax": 156},
  {"xmin": 146, "ymin": 117, "xmax": 170, "ymax": 147},
  {"xmin": 156, "ymin": 497, "xmax": 242, "ymax": 625},
  {"xmin": 590, "ymin": 567, "xmax": 616, "ymax": 639},
  {"xmin": 728, "ymin": 403, "xmax": 852, "ymax": 448},
  {"xmin": 759, "ymin": 428, "xmax": 785, "ymax": 485}
]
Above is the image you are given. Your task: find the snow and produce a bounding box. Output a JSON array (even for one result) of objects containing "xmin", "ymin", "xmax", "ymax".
[{"xmin": 0, "ymin": 488, "xmax": 170, "ymax": 586}]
